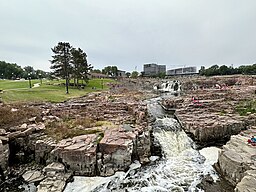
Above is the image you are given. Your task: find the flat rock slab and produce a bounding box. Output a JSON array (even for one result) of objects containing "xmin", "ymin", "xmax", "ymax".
[
  {"xmin": 235, "ymin": 170, "xmax": 256, "ymax": 192},
  {"xmin": 99, "ymin": 128, "xmax": 136, "ymax": 154},
  {"xmin": 22, "ymin": 170, "xmax": 45, "ymax": 183},
  {"xmin": 43, "ymin": 162, "xmax": 65, "ymax": 173},
  {"xmin": 37, "ymin": 173, "xmax": 71, "ymax": 192},
  {"xmin": 217, "ymin": 131, "xmax": 256, "ymax": 190}
]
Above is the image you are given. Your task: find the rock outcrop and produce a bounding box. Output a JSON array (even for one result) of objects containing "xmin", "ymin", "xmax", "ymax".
[
  {"xmin": 50, "ymin": 134, "xmax": 98, "ymax": 176},
  {"xmin": 37, "ymin": 163, "xmax": 71, "ymax": 192},
  {"xmin": 163, "ymin": 83, "xmax": 256, "ymax": 145},
  {"xmin": 215, "ymin": 127, "xmax": 256, "ymax": 192},
  {"xmin": 98, "ymin": 128, "xmax": 136, "ymax": 176},
  {"xmin": 0, "ymin": 89, "xmax": 152, "ymax": 191}
]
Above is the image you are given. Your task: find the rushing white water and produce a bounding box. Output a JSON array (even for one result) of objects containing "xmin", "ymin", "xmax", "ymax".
[{"xmin": 64, "ymin": 97, "xmax": 219, "ymax": 192}]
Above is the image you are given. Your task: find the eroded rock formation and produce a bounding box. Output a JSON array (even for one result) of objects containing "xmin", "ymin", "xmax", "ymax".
[
  {"xmin": 0, "ymin": 89, "xmax": 152, "ymax": 190},
  {"xmin": 215, "ymin": 126, "xmax": 256, "ymax": 191},
  {"xmin": 162, "ymin": 76, "xmax": 256, "ymax": 146}
]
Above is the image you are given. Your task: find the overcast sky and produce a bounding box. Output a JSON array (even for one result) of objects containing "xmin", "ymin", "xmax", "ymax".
[{"xmin": 1, "ymin": 0, "xmax": 256, "ymax": 72}]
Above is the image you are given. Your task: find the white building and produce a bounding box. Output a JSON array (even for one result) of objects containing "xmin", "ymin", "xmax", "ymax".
[{"xmin": 167, "ymin": 66, "xmax": 197, "ymax": 76}]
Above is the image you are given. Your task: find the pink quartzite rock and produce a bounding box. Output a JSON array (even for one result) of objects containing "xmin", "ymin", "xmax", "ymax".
[
  {"xmin": 98, "ymin": 128, "xmax": 136, "ymax": 176},
  {"xmin": 50, "ymin": 134, "xmax": 98, "ymax": 176}
]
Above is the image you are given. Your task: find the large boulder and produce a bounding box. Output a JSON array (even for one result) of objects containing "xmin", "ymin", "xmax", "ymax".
[
  {"xmin": 97, "ymin": 128, "xmax": 136, "ymax": 176},
  {"xmin": 216, "ymin": 134, "xmax": 256, "ymax": 190},
  {"xmin": 235, "ymin": 170, "xmax": 256, "ymax": 192},
  {"xmin": 50, "ymin": 134, "xmax": 98, "ymax": 176}
]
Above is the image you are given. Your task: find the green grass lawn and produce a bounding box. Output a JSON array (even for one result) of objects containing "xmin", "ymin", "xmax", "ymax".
[{"xmin": 0, "ymin": 78, "xmax": 115, "ymax": 103}]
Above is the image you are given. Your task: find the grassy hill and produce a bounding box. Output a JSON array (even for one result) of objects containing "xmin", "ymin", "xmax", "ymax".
[{"xmin": 0, "ymin": 78, "xmax": 115, "ymax": 103}]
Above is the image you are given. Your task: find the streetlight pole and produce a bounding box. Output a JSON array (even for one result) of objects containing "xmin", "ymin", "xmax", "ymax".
[
  {"xmin": 39, "ymin": 73, "xmax": 42, "ymax": 85},
  {"xmin": 101, "ymin": 78, "xmax": 104, "ymax": 89},
  {"xmin": 28, "ymin": 73, "xmax": 32, "ymax": 88}
]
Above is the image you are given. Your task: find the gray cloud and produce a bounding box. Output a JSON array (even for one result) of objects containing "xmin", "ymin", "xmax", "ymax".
[{"xmin": 1, "ymin": 0, "xmax": 256, "ymax": 72}]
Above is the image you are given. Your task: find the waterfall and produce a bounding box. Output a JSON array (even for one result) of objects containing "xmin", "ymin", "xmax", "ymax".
[{"xmin": 64, "ymin": 97, "xmax": 218, "ymax": 192}]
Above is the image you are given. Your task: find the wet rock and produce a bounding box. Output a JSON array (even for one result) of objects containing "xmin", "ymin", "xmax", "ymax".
[
  {"xmin": 136, "ymin": 128, "xmax": 151, "ymax": 164},
  {"xmin": 198, "ymin": 174, "xmax": 234, "ymax": 192}
]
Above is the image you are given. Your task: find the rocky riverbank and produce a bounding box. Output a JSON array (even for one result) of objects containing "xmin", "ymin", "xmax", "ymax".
[
  {"xmin": 0, "ymin": 76, "xmax": 255, "ymax": 191},
  {"xmin": 161, "ymin": 75, "xmax": 256, "ymax": 191},
  {"xmin": 161, "ymin": 76, "xmax": 255, "ymax": 143},
  {"xmin": 0, "ymin": 87, "xmax": 155, "ymax": 191},
  {"xmin": 215, "ymin": 126, "xmax": 256, "ymax": 192}
]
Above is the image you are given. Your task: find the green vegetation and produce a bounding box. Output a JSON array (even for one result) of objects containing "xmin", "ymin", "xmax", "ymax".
[
  {"xmin": 236, "ymin": 100, "xmax": 256, "ymax": 116},
  {"xmin": 0, "ymin": 78, "xmax": 115, "ymax": 103},
  {"xmin": 0, "ymin": 104, "xmax": 41, "ymax": 129},
  {"xmin": 50, "ymin": 42, "xmax": 92, "ymax": 93},
  {"xmin": 219, "ymin": 109, "xmax": 227, "ymax": 116},
  {"xmin": 199, "ymin": 64, "xmax": 256, "ymax": 76},
  {"xmin": 44, "ymin": 117, "xmax": 114, "ymax": 141},
  {"xmin": 131, "ymin": 71, "xmax": 139, "ymax": 78},
  {"xmin": 102, "ymin": 66, "xmax": 118, "ymax": 77},
  {"xmin": 0, "ymin": 60, "xmax": 48, "ymax": 79}
]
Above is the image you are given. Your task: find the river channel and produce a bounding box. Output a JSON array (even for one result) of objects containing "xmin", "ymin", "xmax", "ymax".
[{"xmin": 64, "ymin": 95, "xmax": 220, "ymax": 192}]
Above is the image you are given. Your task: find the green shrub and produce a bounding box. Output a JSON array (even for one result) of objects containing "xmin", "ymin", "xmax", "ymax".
[{"xmin": 236, "ymin": 100, "xmax": 256, "ymax": 116}]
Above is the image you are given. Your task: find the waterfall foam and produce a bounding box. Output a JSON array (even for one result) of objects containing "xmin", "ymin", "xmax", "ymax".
[{"xmin": 64, "ymin": 97, "xmax": 219, "ymax": 192}]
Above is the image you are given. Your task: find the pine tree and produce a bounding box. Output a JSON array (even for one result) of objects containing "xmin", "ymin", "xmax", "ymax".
[
  {"xmin": 71, "ymin": 47, "xmax": 92, "ymax": 87},
  {"xmin": 50, "ymin": 42, "xmax": 72, "ymax": 93}
]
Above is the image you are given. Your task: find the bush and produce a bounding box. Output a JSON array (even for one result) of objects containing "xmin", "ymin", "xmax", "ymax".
[
  {"xmin": 44, "ymin": 117, "xmax": 113, "ymax": 141},
  {"xmin": 236, "ymin": 100, "xmax": 256, "ymax": 116}
]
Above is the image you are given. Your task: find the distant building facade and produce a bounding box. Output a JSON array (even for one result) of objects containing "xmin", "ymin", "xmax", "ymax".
[
  {"xmin": 117, "ymin": 70, "xmax": 126, "ymax": 78},
  {"xmin": 167, "ymin": 66, "xmax": 197, "ymax": 76},
  {"xmin": 89, "ymin": 73, "xmax": 108, "ymax": 79},
  {"xmin": 143, "ymin": 63, "xmax": 166, "ymax": 76}
]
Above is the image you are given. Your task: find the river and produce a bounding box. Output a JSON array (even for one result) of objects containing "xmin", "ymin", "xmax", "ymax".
[{"xmin": 64, "ymin": 96, "xmax": 220, "ymax": 192}]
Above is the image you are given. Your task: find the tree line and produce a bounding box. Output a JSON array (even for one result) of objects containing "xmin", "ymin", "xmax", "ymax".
[
  {"xmin": 0, "ymin": 61, "xmax": 48, "ymax": 80},
  {"xmin": 199, "ymin": 64, "xmax": 256, "ymax": 76}
]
